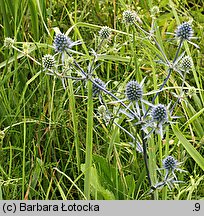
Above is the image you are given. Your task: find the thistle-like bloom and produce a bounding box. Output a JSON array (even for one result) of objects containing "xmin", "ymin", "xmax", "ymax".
[
  {"xmin": 99, "ymin": 26, "xmax": 111, "ymax": 39},
  {"xmin": 122, "ymin": 10, "xmax": 137, "ymax": 24},
  {"xmin": 4, "ymin": 37, "xmax": 14, "ymax": 48},
  {"xmin": 42, "ymin": 54, "xmax": 55, "ymax": 70},
  {"xmin": 142, "ymin": 104, "xmax": 168, "ymax": 139},
  {"xmin": 162, "ymin": 155, "xmax": 186, "ymax": 181},
  {"xmin": 53, "ymin": 33, "xmax": 72, "ymax": 53},
  {"xmin": 150, "ymin": 156, "xmax": 185, "ymax": 193},
  {"xmin": 53, "ymin": 33, "xmax": 81, "ymax": 53},
  {"xmin": 126, "ymin": 81, "xmax": 143, "ymax": 102},
  {"xmin": 162, "ymin": 156, "xmax": 177, "ymax": 172},
  {"xmin": 180, "ymin": 56, "xmax": 193, "ymax": 72},
  {"xmin": 175, "ymin": 22, "xmax": 193, "ymax": 41},
  {"xmin": 92, "ymin": 78, "xmax": 106, "ymax": 97},
  {"xmin": 151, "ymin": 104, "xmax": 167, "ymax": 123}
]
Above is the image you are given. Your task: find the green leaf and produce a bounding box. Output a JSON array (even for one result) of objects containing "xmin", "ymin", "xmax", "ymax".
[
  {"xmin": 172, "ymin": 124, "xmax": 204, "ymax": 171},
  {"xmin": 93, "ymin": 155, "xmax": 113, "ymax": 181},
  {"xmin": 81, "ymin": 164, "xmax": 115, "ymax": 200},
  {"xmin": 159, "ymin": 0, "xmax": 169, "ymax": 8},
  {"xmin": 28, "ymin": 0, "xmax": 39, "ymax": 41},
  {"xmin": 98, "ymin": 55, "xmax": 130, "ymax": 63},
  {"xmin": 30, "ymin": 158, "xmax": 42, "ymax": 190},
  {"xmin": 191, "ymin": 11, "xmax": 204, "ymax": 23},
  {"xmin": 0, "ymin": 185, "xmax": 2, "ymax": 200},
  {"xmin": 183, "ymin": 104, "xmax": 204, "ymax": 138},
  {"xmin": 55, "ymin": 180, "xmax": 66, "ymax": 200},
  {"xmin": 90, "ymin": 166, "xmax": 115, "ymax": 200}
]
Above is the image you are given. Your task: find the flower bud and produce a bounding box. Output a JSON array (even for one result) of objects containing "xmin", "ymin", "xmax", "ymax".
[
  {"xmin": 42, "ymin": 54, "xmax": 55, "ymax": 69},
  {"xmin": 122, "ymin": 10, "xmax": 137, "ymax": 24},
  {"xmin": 180, "ymin": 56, "xmax": 193, "ymax": 71},
  {"xmin": 99, "ymin": 26, "xmax": 111, "ymax": 39}
]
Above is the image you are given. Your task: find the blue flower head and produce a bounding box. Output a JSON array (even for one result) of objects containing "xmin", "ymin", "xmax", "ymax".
[
  {"xmin": 53, "ymin": 33, "xmax": 72, "ymax": 53},
  {"xmin": 175, "ymin": 22, "xmax": 193, "ymax": 41},
  {"xmin": 53, "ymin": 33, "xmax": 82, "ymax": 53},
  {"xmin": 126, "ymin": 80, "xmax": 143, "ymax": 102},
  {"xmin": 162, "ymin": 156, "xmax": 177, "ymax": 172},
  {"xmin": 151, "ymin": 104, "xmax": 167, "ymax": 123}
]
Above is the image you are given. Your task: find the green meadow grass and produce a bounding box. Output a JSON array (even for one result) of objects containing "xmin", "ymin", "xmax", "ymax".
[{"xmin": 0, "ymin": 0, "xmax": 204, "ymax": 200}]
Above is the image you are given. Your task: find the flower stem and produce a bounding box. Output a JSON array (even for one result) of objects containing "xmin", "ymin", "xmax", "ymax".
[
  {"xmin": 65, "ymin": 50, "xmax": 139, "ymax": 120},
  {"xmin": 173, "ymin": 39, "xmax": 183, "ymax": 64},
  {"xmin": 144, "ymin": 67, "xmax": 173, "ymax": 118},
  {"xmin": 141, "ymin": 130, "xmax": 154, "ymax": 199},
  {"xmin": 144, "ymin": 40, "xmax": 183, "ymax": 118},
  {"xmin": 170, "ymin": 69, "xmax": 187, "ymax": 115}
]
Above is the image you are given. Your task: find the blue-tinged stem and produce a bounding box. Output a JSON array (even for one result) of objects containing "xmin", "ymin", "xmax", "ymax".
[{"xmin": 144, "ymin": 40, "xmax": 183, "ymax": 118}]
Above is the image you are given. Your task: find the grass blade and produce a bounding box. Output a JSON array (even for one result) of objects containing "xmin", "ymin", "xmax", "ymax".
[
  {"xmin": 84, "ymin": 80, "xmax": 93, "ymax": 199},
  {"xmin": 172, "ymin": 124, "xmax": 204, "ymax": 171}
]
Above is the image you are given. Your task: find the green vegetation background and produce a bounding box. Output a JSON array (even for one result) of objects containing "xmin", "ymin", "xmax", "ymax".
[{"xmin": 0, "ymin": 0, "xmax": 203, "ymax": 200}]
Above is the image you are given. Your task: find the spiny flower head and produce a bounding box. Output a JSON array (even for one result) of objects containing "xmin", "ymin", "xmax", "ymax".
[
  {"xmin": 99, "ymin": 26, "xmax": 111, "ymax": 39},
  {"xmin": 53, "ymin": 33, "xmax": 72, "ymax": 53},
  {"xmin": 162, "ymin": 156, "xmax": 177, "ymax": 172},
  {"xmin": 122, "ymin": 10, "xmax": 137, "ymax": 24},
  {"xmin": 151, "ymin": 104, "xmax": 167, "ymax": 123},
  {"xmin": 92, "ymin": 78, "xmax": 106, "ymax": 97},
  {"xmin": 175, "ymin": 22, "xmax": 193, "ymax": 41},
  {"xmin": 180, "ymin": 56, "xmax": 193, "ymax": 71},
  {"xmin": 42, "ymin": 54, "xmax": 55, "ymax": 69},
  {"xmin": 126, "ymin": 80, "xmax": 143, "ymax": 102},
  {"xmin": 4, "ymin": 37, "xmax": 14, "ymax": 48}
]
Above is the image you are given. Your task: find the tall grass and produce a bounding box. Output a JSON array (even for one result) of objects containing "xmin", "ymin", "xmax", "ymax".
[{"xmin": 0, "ymin": 0, "xmax": 204, "ymax": 200}]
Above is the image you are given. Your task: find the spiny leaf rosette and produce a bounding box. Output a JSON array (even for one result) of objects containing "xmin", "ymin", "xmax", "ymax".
[
  {"xmin": 175, "ymin": 22, "xmax": 193, "ymax": 41},
  {"xmin": 99, "ymin": 26, "xmax": 111, "ymax": 39},
  {"xmin": 151, "ymin": 104, "xmax": 167, "ymax": 123},
  {"xmin": 42, "ymin": 54, "xmax": 55, "ymax": 70},
  {"xmin": 126, "ymin": 81, "xmax": 143, "ymax": 102},
  {"xmin": 92, "ymin": 78, "xmax": 106, "ymax": 97},
  {"xmin": 53, "ymin": 33, "xmax": 72, "ymax": 53},
  {"xmin": 162, "ymin": 156, "xmax": 177, "ymax": 172}
]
